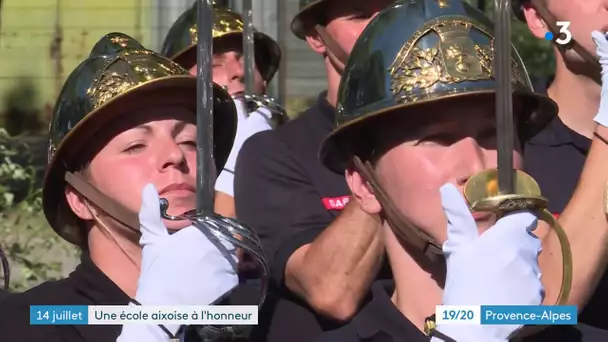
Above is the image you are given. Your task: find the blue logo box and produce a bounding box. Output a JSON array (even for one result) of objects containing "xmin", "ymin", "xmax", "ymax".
[
  {"xmin": 481, "ymin": 305, "xmax": 577, "ymax": 325},
  {"xmin": 30, "ymin": 305, "xmax": 89, "ymax": 325}
]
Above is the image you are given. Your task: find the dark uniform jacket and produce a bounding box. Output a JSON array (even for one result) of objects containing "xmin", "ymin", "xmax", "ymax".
[
  {"xmin": 0, "ymin": 252, "xmax": 241, "ymax": 341},
  {"xmin": 235, "ymin": 92, "xmax": 392, "ymax": 342},
  {"xmin": 0, "ymin": 252, "xmax": 130, "ymax": 342}
]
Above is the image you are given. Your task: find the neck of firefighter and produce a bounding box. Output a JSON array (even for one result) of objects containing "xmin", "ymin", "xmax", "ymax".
[
  {"xmin": 548, "ymin": 47, "xmax": 601, "ymax": 139},
  {"xmin": 324, "ymin": 51, "xmax": 344, "ymax": 108},
  {"xmin": 88, "ymin": 212, "xmax": 142, "ymax": 297},
  {"xmin": 386, "ymin": 226, "xmax": 443, "ymax": 332}
]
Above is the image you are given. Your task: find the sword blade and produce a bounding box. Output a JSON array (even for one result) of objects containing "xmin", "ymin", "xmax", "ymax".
[
  {"xmin": 494, "ymin": 0, "xmax": 515, "ymax": 194},
  {"xmin": 196, "ymin": 0, "xmax": 215, "ymax": 213},
  {"xmin": 243, "ymin": 0, "xmax": 255, "ymax": 95}
]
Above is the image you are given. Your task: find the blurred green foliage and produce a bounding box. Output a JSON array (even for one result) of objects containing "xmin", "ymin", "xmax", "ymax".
[
  {"xmin": 474, "ymin": 0, "xmax": 556, "ymax": 81},
  {"xmin": 0, "ymin": 129, "xmax": 78, "ymax": 291}
]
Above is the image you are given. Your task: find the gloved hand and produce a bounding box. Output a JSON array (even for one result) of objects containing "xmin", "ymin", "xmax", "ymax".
[
  {"xmin": 117, "ymin": 184, "xmax": 238, "ymax": 341},
  {"xmin": 215, "ymin": 98, "xmax": 274, "ymax": 196},
  {"xmin": 431, "ymin": 184, "xmax": 544, "ymax": 342},
  {"xmin": 592, "ymin": 31, "xmax": 608, "ymax": 127}
]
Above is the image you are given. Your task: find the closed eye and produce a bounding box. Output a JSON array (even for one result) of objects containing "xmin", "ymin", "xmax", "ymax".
[{"xmin": 123, "ymin": 144, "xmax": 146, "ymax": 153}]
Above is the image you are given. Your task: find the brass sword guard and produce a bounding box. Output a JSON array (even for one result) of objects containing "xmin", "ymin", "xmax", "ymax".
[
  {"xmin": 464, "ymin": 169, "xmax": 572, "ymax": 309},
  {"xmin": 233, "ymin": 93, "xmax": 289, "ymax": 128},
  {"xmin": 159, "ymin": 198, "xmax": 268, "ymax": 340}
]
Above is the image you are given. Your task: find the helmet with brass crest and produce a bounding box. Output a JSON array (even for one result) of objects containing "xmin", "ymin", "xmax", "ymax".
[
  {"xmin": 160, "ymin": 3, "xmax": 281, "ymax": 83},
  {"xmin": 319, "ymin": 0, "xmax": 557, "ymax": 173},
  {"xmin": 44, "ymin": 32, "xmax": 237, "ymax": 247}
]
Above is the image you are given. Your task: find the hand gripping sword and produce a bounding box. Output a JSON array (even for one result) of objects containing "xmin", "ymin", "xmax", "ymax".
[
  {"xmin": 237, "ymin": 0, "xmax": 289, "ymax": 128},
  {"xmin": 159, "ymin": 0, "xmax": 269, "ymax": 340},
  {"xmin": 462, "ymin": 0, "xmax": 572, "ymax": 316}
]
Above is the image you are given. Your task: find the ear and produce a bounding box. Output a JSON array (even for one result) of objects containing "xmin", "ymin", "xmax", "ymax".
[
  {"xmin": 305, "ymin": 32, "xmax": 327, "ymax": 56},
  {"xmin": 522, "ymin": 4, "xmax": 549, "ymax": 40},
  {"xmin": 65, "ymin": 185, "xmax": 94, "ymax": 221},
  {"xmin": 345, "ymin": 166, "xmax": 382, "ymax": 215}
]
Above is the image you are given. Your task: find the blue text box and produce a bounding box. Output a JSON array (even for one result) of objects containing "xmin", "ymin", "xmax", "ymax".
[
  {"xmin": 481, "ymin": 305, "xmax": 577, "ymax": 325},
  {"xmin": 30, "ymin": 305, "xmax": 89, "ymax": 325}
]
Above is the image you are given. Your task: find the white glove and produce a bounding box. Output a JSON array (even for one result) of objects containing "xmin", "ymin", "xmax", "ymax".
[
  {"xmin": 431, "ymin": 184, "xmax": 544, "ymax": 342},
  {"xmin": 592, "ymin": 31, "xmax": 608, "ymax": 127},
  {"xmin": 215, "ymin": 99, "xmax": 274, "ymax": 196},
  {"xmin": 116, "ymin": 184, "xmax": 239, "ymax": 341}
]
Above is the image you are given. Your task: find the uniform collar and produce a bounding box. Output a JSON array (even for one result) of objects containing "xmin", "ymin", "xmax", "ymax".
[
  {"xmin": 69, "ymin": 252, "xmax": 131, "ymax": 305},
  {"xmin": 352, "ymin": 281, "xmax": 428, "ymax": 341}
]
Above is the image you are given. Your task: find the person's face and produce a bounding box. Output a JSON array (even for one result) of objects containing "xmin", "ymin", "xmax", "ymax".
[
  {"xmin": 305, "ymin": 0, "xmax": 394, "ymax": 70},
  {"xmin": 523, "ymin": 0, "xmax": 608, "ymax": 63},
  {"xmin": 74, "ymin": 106, "xmax": 199, "ymax": 231},
  {"xmin": 188, "ymin": 36, "xmax": 266, "ymax": 96},
  {"xmin": 347, "ymin": 98, "xmax": 524, "ymax": 245}
]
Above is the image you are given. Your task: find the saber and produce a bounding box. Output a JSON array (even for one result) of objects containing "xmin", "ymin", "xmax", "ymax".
[
  {"xmin": 464, "ymin": 0, "xmax": 573, "ymax": 326},
  {"xmin": 494, "ymin": 0, "xmax": 514, "ymax": 194},
  {"xmin": 243, "ymin": 0, "xmax": 255, "ymax": 96},
  {"xmin": 196, "ymin": 0, "xmax": 215, "ymax": 213}
]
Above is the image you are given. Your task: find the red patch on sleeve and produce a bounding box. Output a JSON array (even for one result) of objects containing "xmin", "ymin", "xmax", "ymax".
[{"xmin": 322, "ymin": 196, "xmax": 350, "ymax": 210}]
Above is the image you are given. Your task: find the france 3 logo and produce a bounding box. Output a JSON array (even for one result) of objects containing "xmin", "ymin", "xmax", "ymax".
[{"xmin": 544, "ymin": 21, "xmax": 572, "ymax": 45}]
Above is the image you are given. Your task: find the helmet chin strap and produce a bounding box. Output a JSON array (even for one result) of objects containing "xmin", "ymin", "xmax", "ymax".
[
  {"xmin": 314, "ymin": 24, "xmax": 349, "ymax": 66},
  {"xmin": 530, "ymin": 0, "xmax": 601, "ymax": 80},
  {"xmin": 83, "ymin": 200, "xmax": 140, "ymax": 269},
  {"xmin": 66, "ymin": 171, "xmax": 142, "ymax": 267},
  {"xmin": 352, "ymin": 156, "xmax": 444, "ymax": 262},
  {"xmin": 65, "ymin": 172, "xmax": 140, "ymax": 232}
]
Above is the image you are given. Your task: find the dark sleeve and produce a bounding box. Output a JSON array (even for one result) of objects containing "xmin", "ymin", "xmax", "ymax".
[{"xmin": 234, "ymin": 131, "xmax": 332, "ymax": 292}]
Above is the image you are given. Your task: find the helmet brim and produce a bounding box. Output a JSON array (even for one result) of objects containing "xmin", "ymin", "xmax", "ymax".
[
  {"xmin": 319, "ymin": 89, "xmax": 557, "ymax": 173},
  {"xmin": 291, "ymin": 0, "xmax": 326, "ymax": 40},
  {"xmin": 169, "ymin": 31, "xmax": 281, "ymax": 83}
]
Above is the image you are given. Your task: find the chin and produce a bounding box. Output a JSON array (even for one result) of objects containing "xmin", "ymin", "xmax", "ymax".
[
  {"xmin": 476, "ymin": 215, "xmax": 497, "ymax": 234},
  {"xmin": 164, "ymin": 219, "xmax": 193, "ymax": 231}
]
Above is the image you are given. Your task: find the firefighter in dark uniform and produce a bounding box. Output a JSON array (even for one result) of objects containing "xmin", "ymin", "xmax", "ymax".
[
  {"xmin": 159, "ymin": 5, "xmax": 285, "ymax": 309},
  {"xmin": 233, "ymin": 1, "xmax": 395, "ymax": 341},
  {"xmin": 160, "ymin": 3, "xmax": 280, "ymax": 90},
  {"xmin": 513, "ymin": 0, "xmax": 608, "ymax": 330},
  {"xmin": 314, "ymin": 0, "xmax": 608, "ymax": 340},
  {"xmin": 0, "ymin": 32, "xmax": 241, "ymax": 342},
  {"xmin": 160, "ymin": 3, "xmax": 284, "ymax": 220}
]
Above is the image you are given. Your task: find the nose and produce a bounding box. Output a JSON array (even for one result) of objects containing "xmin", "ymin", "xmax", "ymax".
[
  {"xmin": 227, "ymin": 54, "xmax": 245, "ymax": 82},
  {"xmin": 453, "ymin": 137, "xmax": 486, "ymax": 186},
  {"xmin": 158, "ymin": 140, "xmax": 187, "ymax": 172}
]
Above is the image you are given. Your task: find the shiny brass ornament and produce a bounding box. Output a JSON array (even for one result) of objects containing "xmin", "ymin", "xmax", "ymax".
[
  {"xmin": 464, "ymin": 169, "xmax": 572, "ymax": 307},
  {"xmin": 233, "ymin": 93, "xmax": 289, "ymax": 128}
]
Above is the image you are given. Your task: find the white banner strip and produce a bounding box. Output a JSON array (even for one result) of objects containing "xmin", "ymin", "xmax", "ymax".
[{"xmin": 88, "ymin": 305, "xmax": 258, "ymax": 325}]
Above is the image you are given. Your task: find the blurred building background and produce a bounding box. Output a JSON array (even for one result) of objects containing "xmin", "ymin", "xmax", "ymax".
[
  {"xmin": 0, "ymin": 0, "xmax": 327, "ymax": 123},
  {"xmin": 0, "ymin": 0, "xmax": 554, "ymax": 130}
]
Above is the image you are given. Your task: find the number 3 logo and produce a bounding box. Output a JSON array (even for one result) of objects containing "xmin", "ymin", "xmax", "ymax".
[{"xmin": 555, "ymin": 21, "xmax": 572, "ymax": 45}]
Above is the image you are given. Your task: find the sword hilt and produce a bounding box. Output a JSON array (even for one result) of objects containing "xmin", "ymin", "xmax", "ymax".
[
  {"xmin": 159, "ymin": 198, "xmax": 268, "ymax": 341},
  {"xmin": 464, "ymin": 169, "xmax": 572, "ymax": 335},
  {"xmin": 234, "ymin": 93, "xmax": 289, "ymax": 128}
]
